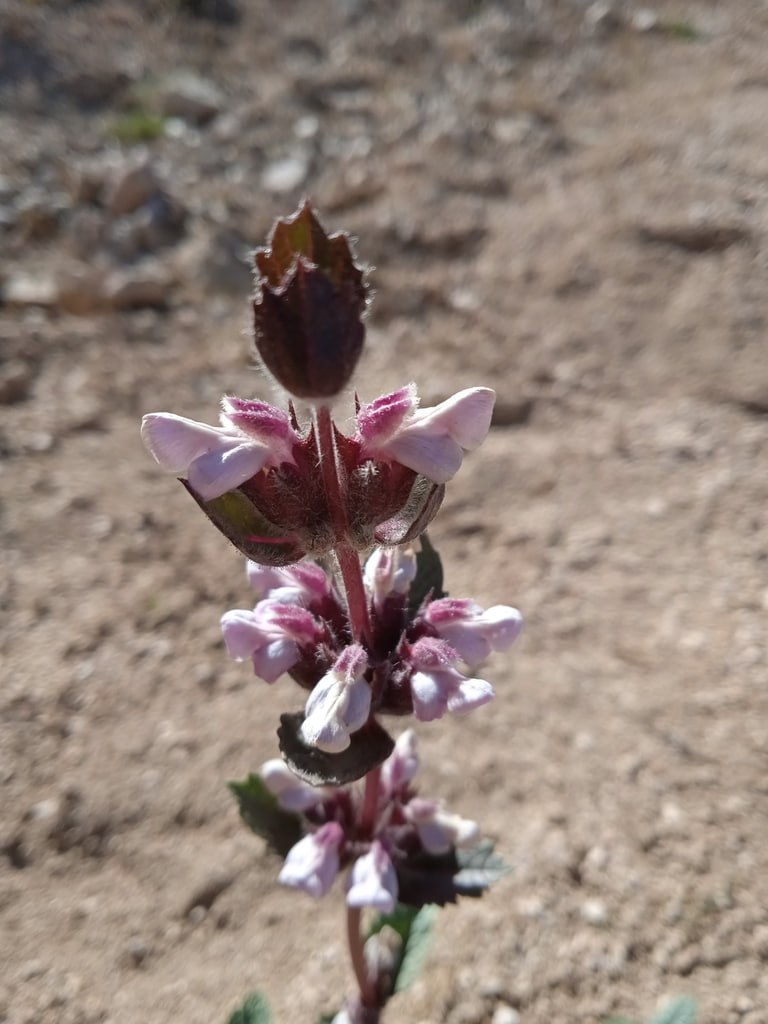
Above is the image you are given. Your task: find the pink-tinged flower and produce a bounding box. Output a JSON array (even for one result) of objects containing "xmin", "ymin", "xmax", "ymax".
[
  {"xmin": 246, "ymin": 560, "xmax": 331, "ymax": 606},
  {"xmin": 363, "ymin": 545, "xmax": 417, "ymax": 610},
  {"xmin": 300, "ymin": 645, "xmax": 371, "ymax": 752},
  {"xmin": 220, "ymin": 599, "xmax": 322, "ymax": 683},
  {"xmin": 404, "ymin": 797, "xmax": 479, "ymax": 855},
  {"xmin": 346, "ymin": 840, "xmax": 398, "ymax": 913},
  {"xmin": 424, "ymin": 598, "xmax": 523, "ymax": 667},
  {"xmin": 260, "ymin": 758, "xmax": 327, "ymax": 813},
  {"xmin": 278, "ymin": 822, "xmax": 343, "ymax": 898},
  {"xmin": 357, "ymin": 385, "xmax": 495, "ymax": 484},
  {"xmin": 408, "ymin": 636, "xmax": 494, "ymax": 722},
  {"xmin": 140, "ymin": 396, "xmax": 298, "ymax": 501},
  {"xmin": 380, "ymin": 729, "xmax": 419, "ymax": 796}
]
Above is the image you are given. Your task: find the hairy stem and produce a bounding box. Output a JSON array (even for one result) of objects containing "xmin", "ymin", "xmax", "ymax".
[{"xmin": 314, "ymin": 405, "xmax": 371, "ymax": 645}]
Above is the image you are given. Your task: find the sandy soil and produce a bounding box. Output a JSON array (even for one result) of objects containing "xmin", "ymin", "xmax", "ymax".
[{"xmin": 2, "ymin": 2, "xmax": 768, "ymax": 1022}]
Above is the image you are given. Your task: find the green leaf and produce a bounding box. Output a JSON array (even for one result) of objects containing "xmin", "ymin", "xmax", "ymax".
[
  {"xmin": 393, "ymin": 905, "xmax": 437, "ymax": 992},
  {"xmin": 648, "ymin": 996, "xmax": 697, "ymax": 1024},
  {"xmin": 226, "ymin": 992, "xmax": 272, "ymax": 1024},
  {"xmin": 366, "ymin": 903, "xmax": 437, "ymax": 999},
  {"xmin": 408, "ymin": 532, "xmax": 446, "ymax": 617},
  {"xmin": 663, "ymin": 20, "xmax": 699, "ymax": 40},
  {"xmin": 111, "ymin": 110, "xmax": 166, "ymax": 144},
  {"xmin": 228, "ymin": 774, "xmax": 303, "ymax": 857},
  {"xmin": 453, "ymin": 840, "xmax": 513, "ymax": 896}
]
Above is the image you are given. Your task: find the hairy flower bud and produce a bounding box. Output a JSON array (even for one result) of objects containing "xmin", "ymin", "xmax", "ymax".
[
  {"xmin": 380, "ymin": 729, "xmax": 419, "ymax": 796},
  {"xmin": 252, "ymin": 200, "xmax": 367, "ymax": 399},
  {"xmin": 364, "ymin": 546, "xmax": 418, "ymax": 612}
]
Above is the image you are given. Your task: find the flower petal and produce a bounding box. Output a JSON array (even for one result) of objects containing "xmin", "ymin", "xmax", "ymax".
[
  {"xmin": 220, "ymin": 608, "xmax": 266, "ymax": 661},
  {"xmin": 381, "ymin": 729, "xmax": 419, "ymax": 794},
  {"xmin": 278, "ymin": 822, "xmax": 343, "ymax": 898},
  {"xmin": 260, "ymin": 758, "xmax": 326, "ymax": 812},
  {"xmin": 409, "ymin": 387, "xmax": 495, "ymax": 450},
  {"xmin": 356, "ymin": 384, "xmax": 417, "ymax": 446},
  {"xmin": 358, "ymin": 386, "xmax": 496, "ymax": 484},
  {"xmin": 221, "ymin": 396, "xmax": 298, "ymax": 465},
  {"xmin": 251, "ymin": 638, "xmax": 300, "ymax": 684},
  {"xmin": 384, "ymin": 432, "xmax": 463, "ymax": 484},
  {"xmin": 187, "ymin": 440, "xmax": 271, "ymax": 500},
  {"xmin": 447, "ymin": 676, "xmax": 494, "ymax": 714},
  {"xmin": 425, "ymin": 600, "xmax": 523, "ymax": 666},
  {"xmin": 141, "ymin": 412, "xmax": 237, "ymax": 474},
  {"xmin": 301, "ymin": 645, "xmax": 370, "ymax": 752},
  {"xmin": 346, "ymin": 841, "xmax": 398, "ymax": 912}
]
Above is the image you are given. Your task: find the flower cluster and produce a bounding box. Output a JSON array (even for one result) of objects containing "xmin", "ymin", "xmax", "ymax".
[
  {"xmin": 141, "ymin": 385, "xmax": 494, "ymax": 565},
  {"xmin": 264, "ymin": 730, "xmax": 480, "ymax": 912},
  {"xmin": 221, "ymin": 547, "xmax": 522, "ymax": 753}
]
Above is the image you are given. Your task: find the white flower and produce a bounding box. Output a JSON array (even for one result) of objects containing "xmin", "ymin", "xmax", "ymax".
[
  {"xmin": 408, "ymin": 637, "xmax": 494, "ymax": 722},
  {"xmin": 424, "ymin": 598, "xmax": 522, "ymax": 667},
  {"xmin": 346, "ymin": 841, "xmax": 398, "ymax": 913},
  {"xmin": 404, "ymin": 798, "xmax": 479, "ymax": 855},
  {"xmin": 300, "ymin": 644, "xmax": 371, "ymax": 752},
  {"xmin": 141, "ymin": 397, "xmax": 298, "ymax": 501},
  {"xmin": 357, "ymin": 385, "xmax": 495, "ymax": 484},
  {"xmin": 278, "ymin": 822, "xmax": 343, "ymax": 898},
  {"xmin": 220, "ymin": 599, "xmax": 322, "ymax": 683}
]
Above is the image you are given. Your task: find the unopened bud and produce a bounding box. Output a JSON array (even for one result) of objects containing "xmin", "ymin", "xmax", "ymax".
[{"xmin": 252, "ymin": 200, "xmax": 368, "ymax": 400}]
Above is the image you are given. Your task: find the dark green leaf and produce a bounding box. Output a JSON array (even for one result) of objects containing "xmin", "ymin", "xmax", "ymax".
[
  {"xmin": 278, "ymin": 712, "xmax": 394, "ymax": 786},
  {"xmin": 226, "ymin": 992, "xmax": 272, "ymax": 1024},
  {"xmin": 407, "ymin": 533, "xmax": 446, "ymax": 617},
  {"xmin": 648, "ymin": 996, "xmax": 697, "ymax": 1024},
  {"xmin": 453, "ymin": 840, "xmax": 513, "ymax": 896},
  {"xmin": 396, "ymin": 849, "xmax": 461, "ymax": 907},
  {"xmin": 395, "ymin": 841, "xmax": 511, "ymax": 907},
  {"xmin": 228, "ymin": 774, "xmax": 303, "ymax": 857}
]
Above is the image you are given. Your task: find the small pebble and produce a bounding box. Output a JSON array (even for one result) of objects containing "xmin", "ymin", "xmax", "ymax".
[
  {"xmin": 492, "ymin": 1007, "xmax": 520, "ymax": 1024},
  {"xmin": 581, "ymin": 898, "xmax": 608, "ymax": 926}
]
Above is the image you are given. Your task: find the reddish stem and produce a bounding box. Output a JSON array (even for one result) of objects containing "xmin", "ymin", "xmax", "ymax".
[
  {"xmin": 314, "ymin": 405, "xmax": 372, "ymax": 645},
  {"xmin": 346, "ymin": 905, "xmax": 376, "ymax": 1009},
  {"xmin": 315, "ymin": 404, "xmax": 381, "ymax": 1012}
]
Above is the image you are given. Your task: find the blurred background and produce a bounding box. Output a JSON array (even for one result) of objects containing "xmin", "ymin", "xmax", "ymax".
[{"xmin": 1, "ymin": 1, "xmax": 767, "ymax": 1022}]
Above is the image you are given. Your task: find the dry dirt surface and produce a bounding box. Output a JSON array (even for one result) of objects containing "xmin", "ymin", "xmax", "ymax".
[{"xmin": 2, "ymin": 1, "xmax": 768, "ymax": 1022}]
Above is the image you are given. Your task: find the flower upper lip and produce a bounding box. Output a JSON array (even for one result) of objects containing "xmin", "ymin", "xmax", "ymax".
[
  {"xmin": 357, "ymin": 385, "xmax": 496, "ymax": 484},
  {"xmin": 140, "ymin": 397, "xmax": 299, "ymax": 501}
]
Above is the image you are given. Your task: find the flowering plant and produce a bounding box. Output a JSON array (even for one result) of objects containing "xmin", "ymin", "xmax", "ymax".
[{"xmin": 141, "ymin": 201, "xmax": 523, "ymax": 1022}]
